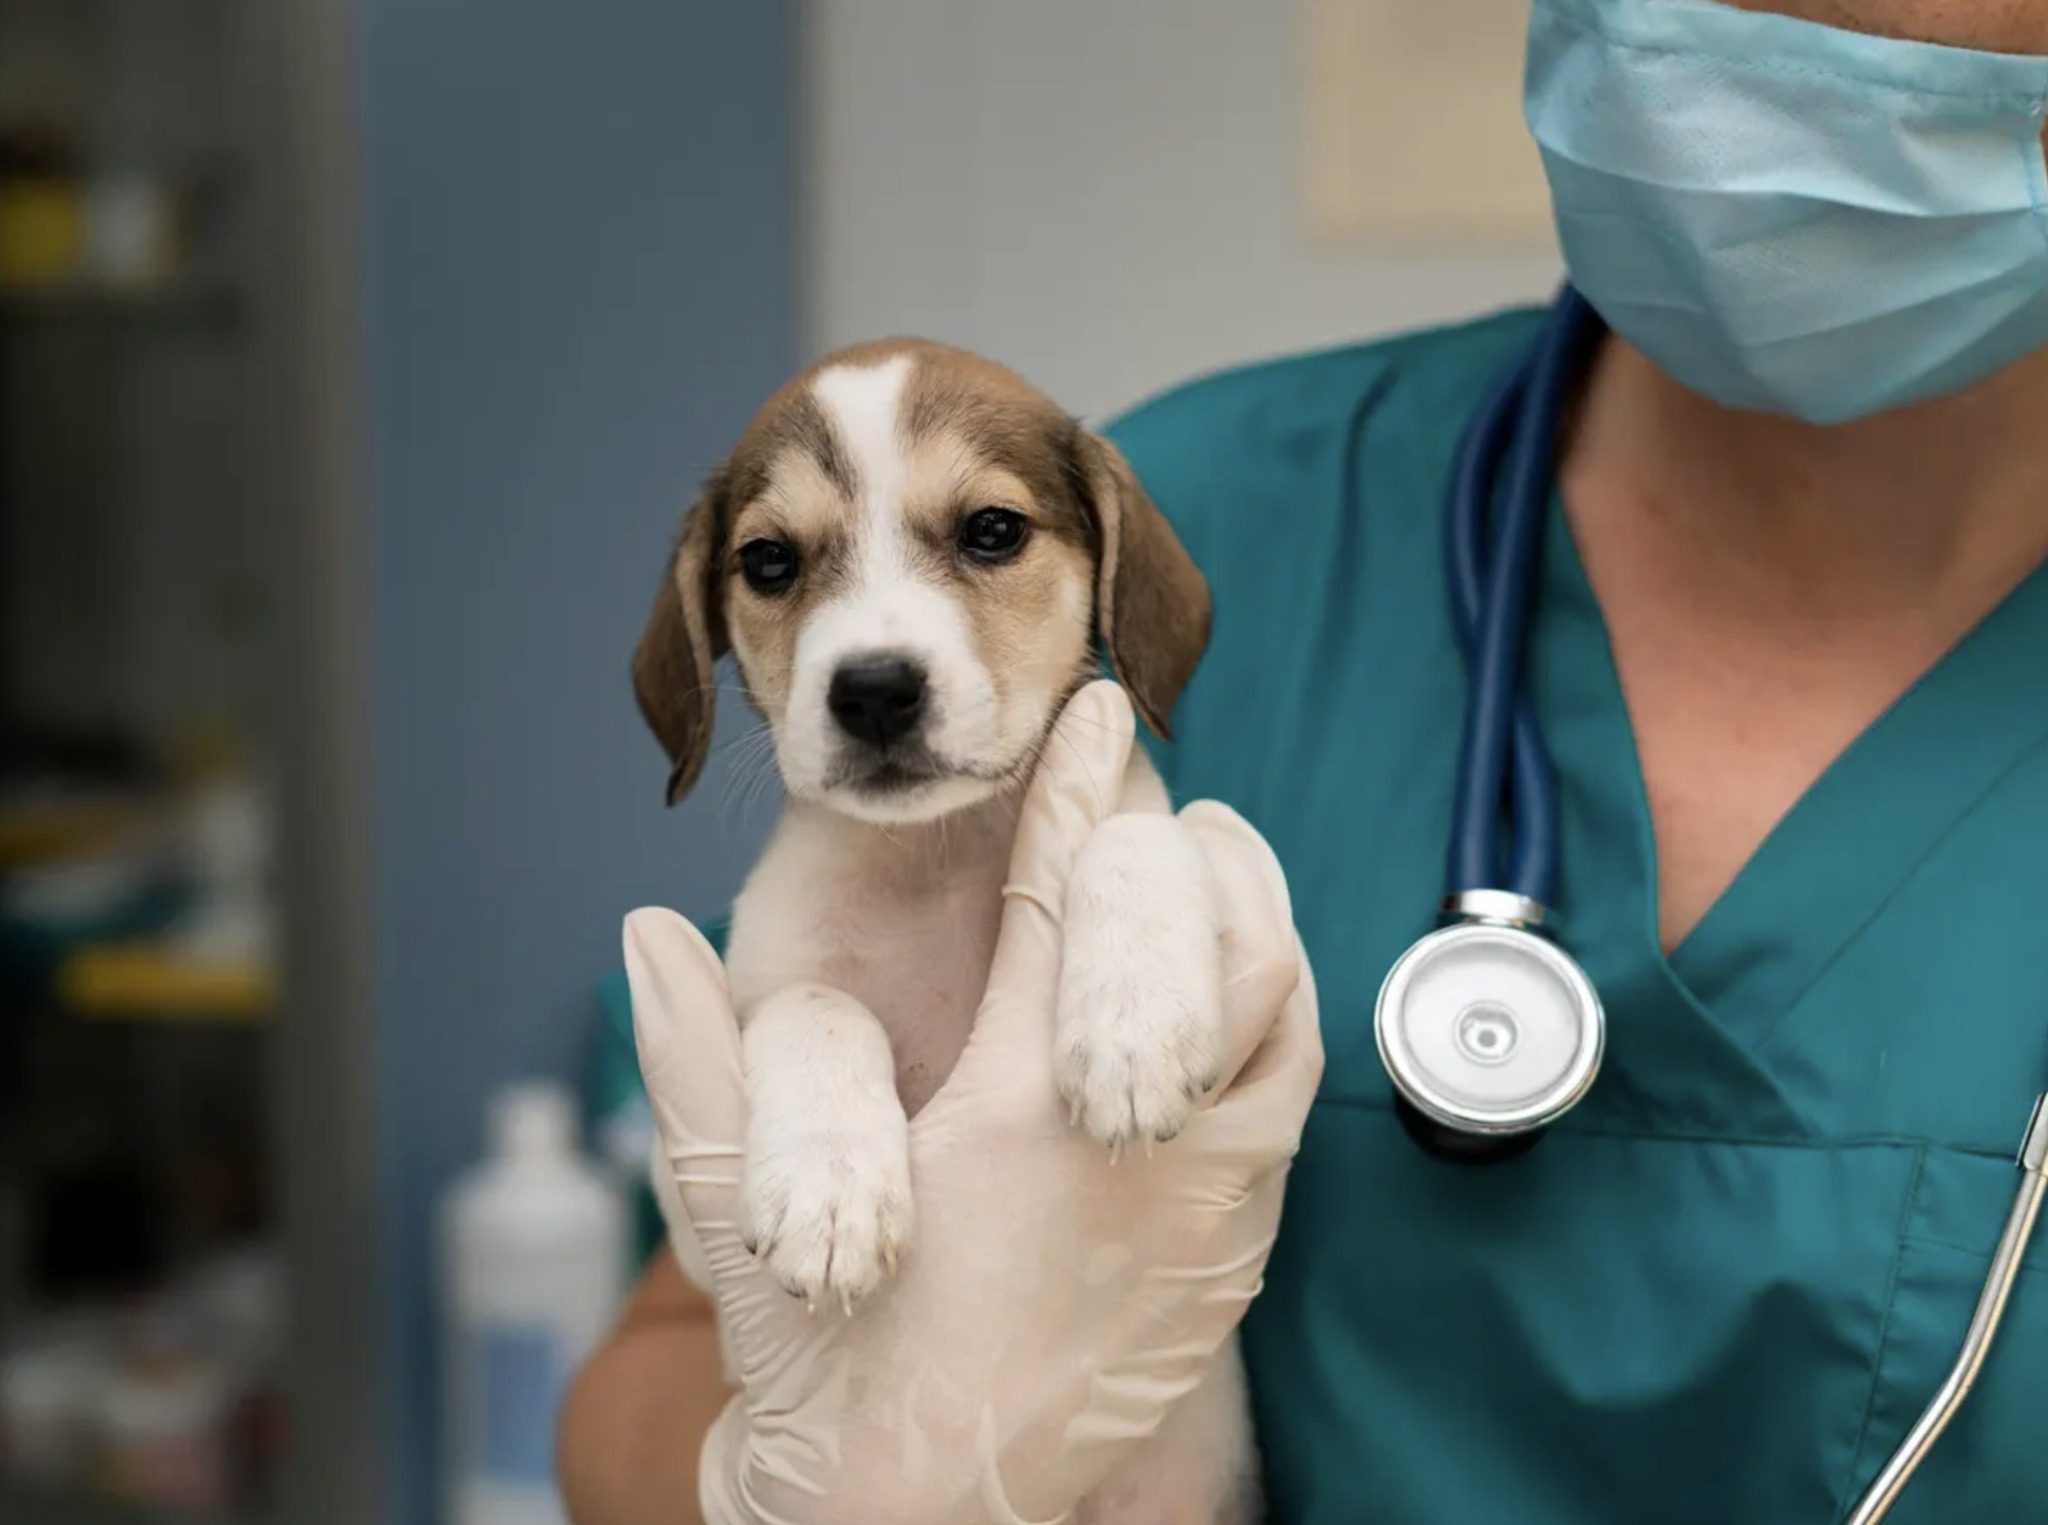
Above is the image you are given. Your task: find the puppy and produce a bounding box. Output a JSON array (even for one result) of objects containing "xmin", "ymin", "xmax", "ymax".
[{"xmin": 634, "ymin": 340, "xmax": 1254, "ymax": 1523}]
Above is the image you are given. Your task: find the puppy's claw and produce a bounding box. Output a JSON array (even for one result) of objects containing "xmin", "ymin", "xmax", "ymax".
[{"xmin": 741, "ymin": 1120, "xmax": 913, "ymax": 1315}]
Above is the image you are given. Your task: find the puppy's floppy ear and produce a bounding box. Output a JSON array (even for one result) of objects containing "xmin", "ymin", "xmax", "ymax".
[
  {"xmin": 633, "ymin": 479, "xmax": 729, "ymax": 805},
  {"xmin": 1073, "ymin": 430, "xmax": 1211, "ymax": 737}
]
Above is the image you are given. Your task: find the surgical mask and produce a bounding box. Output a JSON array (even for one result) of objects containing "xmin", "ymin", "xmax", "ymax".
[{"xmin": 1524, "ymin": 0, "xmax": 2048, "ymax": 424}]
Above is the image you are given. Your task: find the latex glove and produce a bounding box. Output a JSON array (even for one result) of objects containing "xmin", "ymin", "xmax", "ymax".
[{"xmin": 626, "ymin": 681, "xmax": 1322, "ymax": 1525}]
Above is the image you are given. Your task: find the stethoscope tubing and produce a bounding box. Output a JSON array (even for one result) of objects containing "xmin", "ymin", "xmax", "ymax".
[
  {"xmin": 1443, "ymin": 351, "xmax": 1559, "ymax": 905},
  {"xmin": 1444, "ymin": 288, "xmax": 1597, "ymax": 904}
]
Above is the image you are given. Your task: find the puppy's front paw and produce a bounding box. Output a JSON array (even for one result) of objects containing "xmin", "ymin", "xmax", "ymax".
[
  {"xmin": 739, "ymin": 1114, "xmax": 912, "ymax": 1311},
  {"xmin": 738, "ymin": 985, "xmax": 913, "ymax": 1310},
  {"xmin": 1056, "ymin": 815, "xmax": 1224, "ymax": 1150},
  {"xmin": 1056, "ymin": 997, "xmax": 1221, "ymax": 1151}
]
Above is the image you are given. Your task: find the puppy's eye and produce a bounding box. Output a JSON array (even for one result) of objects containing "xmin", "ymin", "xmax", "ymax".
[
  {"xmin": 738, "ymin": 538, "xmax": 799, "ymax": 594},
  {"xmin": 958, "ymin": 507, "xmax": 1029, "ymax": 563}
]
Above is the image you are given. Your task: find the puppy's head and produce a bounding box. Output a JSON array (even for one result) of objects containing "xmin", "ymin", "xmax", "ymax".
[{"xmin": 633, "ymin": 340, "xmax": 1210, "ymax": 825}]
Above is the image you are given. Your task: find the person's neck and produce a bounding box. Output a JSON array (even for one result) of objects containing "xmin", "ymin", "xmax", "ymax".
[{"xmin": 1566, "ymin": 338, "xmax": 2048, "ymax": 616}]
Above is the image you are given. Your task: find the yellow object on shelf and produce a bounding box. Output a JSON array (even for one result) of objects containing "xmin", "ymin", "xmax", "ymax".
[
  {"xmin": 58, "ymin": 942, "xmax": 275, "ymax": 1023},
  {"xmin": 0, "ymin": 178, "xmax": 85, "ymax": 286},
  {"xmin": 0, "ymin": 797, "xmax": 153, "ymax": 868}
]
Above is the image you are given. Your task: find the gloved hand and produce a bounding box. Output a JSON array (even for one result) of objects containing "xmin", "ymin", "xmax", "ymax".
[{"xmin": 625, "ymin": 682, "xmax": 1322, "ymax": 1525}]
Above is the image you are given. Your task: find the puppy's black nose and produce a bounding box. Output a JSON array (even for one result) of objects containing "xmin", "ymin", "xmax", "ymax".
[{"xmin": 828, "ymin": 655, "xmax": 928, "ymax": 747}]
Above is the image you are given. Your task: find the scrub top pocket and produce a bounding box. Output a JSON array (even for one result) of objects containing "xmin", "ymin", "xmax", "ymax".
[
  {"xmin": 1241, "ymin": 1108, "xmax": 1953, "ymax": 1525},
  {"xmin": 1840, "ymin": 1143, "xmax": 2048, "ymax": 1523}
]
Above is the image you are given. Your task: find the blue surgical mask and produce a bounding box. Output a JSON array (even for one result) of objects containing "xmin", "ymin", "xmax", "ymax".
[{"xmin": 1525, "ymin": 0, "xmax": 2048, "ymax": 424}]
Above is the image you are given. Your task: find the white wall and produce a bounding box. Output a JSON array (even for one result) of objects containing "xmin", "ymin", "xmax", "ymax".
[{"xmin": 806, "ymin": 0, "xmax": 1562, "ymax": 419}]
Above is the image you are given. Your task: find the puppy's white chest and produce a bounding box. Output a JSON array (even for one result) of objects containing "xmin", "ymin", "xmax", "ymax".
[{"xmin": 725, "ymin": 819, "xmax": 1006, "ymax": 1115}]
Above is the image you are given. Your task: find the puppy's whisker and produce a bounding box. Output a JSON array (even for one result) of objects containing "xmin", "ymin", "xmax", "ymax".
[
  {"xmin": 740, "ymin": 751, "xmax": 786, "ymax": 820},
  {"xmin": 717, "ymin": 721, "xmax": 773, "ymax": 760},
  {"xmin": 1032, "ymin": 724, "xmax": 1130, "ymax": 814},
  {"xmin": 719, "ymin": 738, "xmax": 787, "ymax": 822},
  {"xmin": 716, "ymin": 722, "xmax": 781, "ymax": 813},
  {"xmin": 723, "ymin": 761, "xmax": 769, "ymax": 817}
]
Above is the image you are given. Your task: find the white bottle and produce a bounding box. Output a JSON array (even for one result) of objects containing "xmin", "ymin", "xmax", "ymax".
[{"xmin": 442, "ymin": 1083, "xmax": 627, "ymax": 1525}]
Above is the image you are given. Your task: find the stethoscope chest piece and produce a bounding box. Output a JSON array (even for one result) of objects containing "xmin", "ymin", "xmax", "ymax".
[{"xmin": 1375, "ymin": 906, "xmax": 1605, "ymax": 1160}]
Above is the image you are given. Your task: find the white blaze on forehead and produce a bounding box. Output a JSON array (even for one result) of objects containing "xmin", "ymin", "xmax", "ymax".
[
  {"xmin": 805, "ymin": 350, "xmax": 939, "ymax": 637},
  {"xmin": 810, "ymin": 354, "xmax": 914, "ymax": 533}
]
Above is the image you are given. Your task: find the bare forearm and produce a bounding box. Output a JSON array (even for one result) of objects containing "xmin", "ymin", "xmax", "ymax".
[{"xmin": 559, "ymin": 1255, "xmax": 730, "ymax": 1525}]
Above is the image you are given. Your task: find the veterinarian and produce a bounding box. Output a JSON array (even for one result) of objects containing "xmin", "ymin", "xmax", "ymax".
[{"xmin": 561, "ymin": 0, "xmax": 2048, "ymax": 1520}]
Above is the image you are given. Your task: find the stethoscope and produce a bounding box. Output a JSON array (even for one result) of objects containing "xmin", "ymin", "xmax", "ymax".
[{"xmin": 1373, "ymin": 285, "xmax": 2048, "ymax": 1523}]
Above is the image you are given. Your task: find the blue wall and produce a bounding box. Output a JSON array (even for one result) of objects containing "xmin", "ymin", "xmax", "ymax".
[{"xmin": 356, "ymin": 4, "xmax": 796, "ymax": 1517}]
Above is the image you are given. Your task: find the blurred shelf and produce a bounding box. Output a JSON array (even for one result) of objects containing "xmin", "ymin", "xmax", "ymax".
[
  {"xmin": 0, "ymin": 798, "xmax": 154, "ymax": 869},
  {"xmin": 0, "ymin": 1483, "xmax": 260, "ymax": 1525},
  {"xmin": 0, "ymin": 281, "xmax": 241, "ymax": 329},
  {"xmin": 57, "ymin": 942, "xmax": 274, "ymax": 1023}
]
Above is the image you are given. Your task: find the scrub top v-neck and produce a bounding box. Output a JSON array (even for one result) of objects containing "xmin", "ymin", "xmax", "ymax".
[{"xmin": 1104, "ymin": 308, "xmax": 2048, "ymax": 1525}]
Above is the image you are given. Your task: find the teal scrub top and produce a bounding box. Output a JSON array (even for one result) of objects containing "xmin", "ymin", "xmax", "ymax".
[{"xmin": 598, "ymin": 308, "xmax": 2048, "ymax": 1524}]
